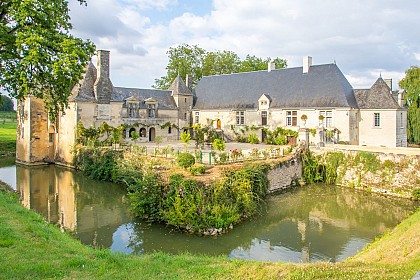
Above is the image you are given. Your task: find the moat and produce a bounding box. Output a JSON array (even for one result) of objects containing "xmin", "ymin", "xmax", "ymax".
[{"xmin": 0, "ymin": 161, "xmax": 417, "ymax": 263}]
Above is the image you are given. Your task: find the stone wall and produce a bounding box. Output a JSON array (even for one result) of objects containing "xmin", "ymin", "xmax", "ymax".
[
  {"xmin": 267, "ymin": 156, "xmax": 302, "ymax": 193},
  {"xmin": 267, "ymin": 142, "xmax": 305, "ymax": 193}
]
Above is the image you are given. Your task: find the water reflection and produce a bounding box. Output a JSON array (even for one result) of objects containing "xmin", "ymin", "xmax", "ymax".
[{"xmin": 3, "ymin": 164, "xmax": 418, "ymax": 263}]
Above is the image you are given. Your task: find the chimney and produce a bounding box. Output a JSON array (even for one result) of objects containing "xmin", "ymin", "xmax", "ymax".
[
  {"xmin": 303, "ymin": 56, "xmax": 312, "ymax": 74},
  {"xmin": 398, "ymin": 90, "xmax": 404, "ymax": 107},
  {"xmin": 94, "ymin": 50, "xmax": 113, "ymax": 104},
  {"xmin": 268, "ymin": 61, "xmax": 276, "ymax": 72},
  {"xmin": 186, "ymin": 74, "xmax": 192, "ymax": 89},
  {"xmin": 384, "ymin": 78, "xmax": 392, "ymax": 90}
]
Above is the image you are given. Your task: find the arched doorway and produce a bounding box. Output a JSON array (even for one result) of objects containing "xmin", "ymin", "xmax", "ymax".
[
  {"xmin": 149, "ymin": 127, "xmax": 156, "ymax": 142},
  {"xmin": 129, "ymin": 128, "xmax": 136, "ymax": 138},
  {"xmin": 139, "ymin": 127, "xmax": 146, "ymax": 137},
  {"xmin": 217, "ymin": 119, "xmax": 221, "ymax": 129}
]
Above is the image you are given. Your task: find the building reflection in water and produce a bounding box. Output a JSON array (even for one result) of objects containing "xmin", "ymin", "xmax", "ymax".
[
  {"xmin": 14, "ymin": 164, "xmax": 418, "ymax": 262},
  {"xmin": 16, "ymin": 165, "xmax": 130, "ymax": 248}
]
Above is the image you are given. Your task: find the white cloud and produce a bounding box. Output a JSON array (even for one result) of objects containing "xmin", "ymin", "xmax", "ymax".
[{"xmin": 69, "ymin": 0, "xmax": 420, "ymax": 89}]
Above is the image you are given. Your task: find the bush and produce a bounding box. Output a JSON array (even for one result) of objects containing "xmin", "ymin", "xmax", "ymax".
[
  {"xmin": 413, "ymin": 188, "xmax": 420, "ymax": 201},
  {"xmin": 247, "ymin": 133, "xmax": 259, "ymax": 144},
  {"xmin": 189, "ymin": 165, "xmax": 206, "ymax": 175},
  {"xmin": 177, "ymin": 152, "xmax": 195, "ymax": 169}
]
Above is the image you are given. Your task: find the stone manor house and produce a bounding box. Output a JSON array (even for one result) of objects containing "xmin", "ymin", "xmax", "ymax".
[{"xmin": 16, "ymin": 50, "xmax": 407, "ymax": 165}]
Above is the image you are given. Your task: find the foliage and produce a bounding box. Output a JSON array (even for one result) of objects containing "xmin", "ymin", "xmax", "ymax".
[
  {"xmin": 355, "ymin": 151, "xmax": 381, "ymax": 173},
  {"xmin": 130, "ymin": 130, "xmax": 139, "ymax": 142},
  {"xmin": 301, "ymin": 150, "xmax": 325, "ymax": 184},
  {"xmin": 128, "ymin": 172, "xmax": 162, "ymax": 221},
  {"xmin": 0, "ymin": 0, "xmax": 95, "ymax": 122},
  {"xmin": 0, "ymin": 95, "xmax": 13, "ymax": 111},
  {"xmin": 154, "ymin": 135, "xmax": 163, "ymax": 147},
  {"xmin": 212, "ymin": 138, "xmax": 225, "ymax": 152},
  {"xmin": 180, "ymin": 132, "xmax": 191, "ymax": 147},
  {"xmin": 177, "ymin": 152, "xmax": 195, "ymax": 169},
  {"xmin": 263, "ymin": 127, "xmax": 297, "ymax": 145},
  {"xmin": 189, "ymin": 165, "xmax": 206, "ymax": 176},
  {"xmin": 412, "ymin": 188, "xmax": 420, "ymax": 201},
  {"xmin": 153, "ymin": 43, "xmax": 287, "ymax": 89},
  {"xmin": 399, "ymin": 66, "xmax": 420, "ymax": 144},
  {"xmin": 73, "ymin": 147, "xmax": 122, "ymax": 182},
  {"xmin": 247, "ymin": 133, "xmax": 259, "ymax": 144}
]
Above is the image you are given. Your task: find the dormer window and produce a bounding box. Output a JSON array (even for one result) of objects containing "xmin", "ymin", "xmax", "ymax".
[
  {"xmin": 148, "ymin": 104, "xmax": 156, "ymax": 118},
  {"xmin": 145, "ymin": 97, "xmax": 158, "ymax": 119},
  {"xmin": 125, "ymin": 97, "xmax": 139, "ymax": 118}
]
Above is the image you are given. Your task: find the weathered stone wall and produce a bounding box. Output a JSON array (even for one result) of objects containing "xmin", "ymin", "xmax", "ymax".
[{"xmin": 267, "ymin": 156, "xmax": 302, "ymax": 193}]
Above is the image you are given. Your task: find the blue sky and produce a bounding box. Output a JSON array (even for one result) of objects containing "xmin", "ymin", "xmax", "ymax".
[{"xmin": 69, "ymin": 0, "xmax": 420, "ymax": 89}]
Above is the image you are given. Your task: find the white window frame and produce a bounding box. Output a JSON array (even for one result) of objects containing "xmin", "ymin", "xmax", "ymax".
[
  {"xmin": 374, "ymin": 113, "xmax": 380, "ymax": 127},
  {"xmin": 286, "ymin": 110, "xmax": 297, "ymax": 126},
  {"xmin": 319, "ymin": 110, "xmax": 333, "ymax": 127},
  {"xmin": 236, "ymin": 111, "xmax": 245, "ymax": 125},
  {"xmin": 195, "ymin": 112, "xmax": 200, "ymax": 124}
]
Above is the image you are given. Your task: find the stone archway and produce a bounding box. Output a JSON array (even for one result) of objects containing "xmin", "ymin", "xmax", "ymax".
[
  {"xmin": 139, "ymin": 127, "xmax": 146, "ymax": 137},
  {"xmin": 129, "ymin": 128, "xmax": 136, "ymax": 138},
  {"xmin": 149, "ymin": 127, "xmax": 156, "ymax": 142}
]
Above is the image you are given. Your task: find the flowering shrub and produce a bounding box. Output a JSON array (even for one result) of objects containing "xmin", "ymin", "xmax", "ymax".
[{"xmin": 230, "ymin": 149, "xmax": 243, "ymax": 161}]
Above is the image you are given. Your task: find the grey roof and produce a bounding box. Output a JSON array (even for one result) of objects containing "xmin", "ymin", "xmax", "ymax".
[
  {"xmin": 168, "ymin": 75, "xmax": 192, "ymax": 96},
  {"xmin": 193, "ymin": 64, "xmax": 358, "ymax": 110},
  {"xmin": 112, "ymin": 87, "xmax": 178, "ymax": 110},
  {"xmin": 71, "ymin": 62, "xmax": 97, "ymax": 102},
  {"xmin": 354, "ymin": 78, "xmax": 401, "ymax": 109}
]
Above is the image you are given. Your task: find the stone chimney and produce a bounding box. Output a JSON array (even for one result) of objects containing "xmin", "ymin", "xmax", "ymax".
[
  {"xmin": 94, "ymin": 50, "xmax": 113, "ymax": 104},
  {"xmin": 398, "ymin": 90, "xmax": 404, "ymax": 107},
  {"xmin": 268, "ymin": 61, "xmax": 276, "ymax": 72},
  {"xmin": 186, "ymin": 74, "xmax": 192, "ymax": 89},
  {"xmin": 303, "ymin": 56, "xmax": 312, "ymax": 74},
  {"xmin": 384, "ymin": 78, "xmax": 392, "ymax": 90}
]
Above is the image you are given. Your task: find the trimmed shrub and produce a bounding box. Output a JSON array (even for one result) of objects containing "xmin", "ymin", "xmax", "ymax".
[
  {"xmin": 189, "ymin": 165, "xmax": 206, "ymax": 175},
  {"xmin": 177, "ymin": 152, "xmax": 195, "ymax": 169}
]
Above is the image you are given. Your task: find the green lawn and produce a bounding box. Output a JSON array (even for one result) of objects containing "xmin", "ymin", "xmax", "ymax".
[
  {"xmin": 0, "ymin": 183, "xmax": 419, "ymax": 279},
  {"xmin": 0, "ymin": 111, "xmax": 16, "ymax": 156}
]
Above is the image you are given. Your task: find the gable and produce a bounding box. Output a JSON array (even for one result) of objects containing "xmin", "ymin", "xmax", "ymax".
[{"xmin": 354, "ymin": 78, "xmax": 401, "ymax": 109}]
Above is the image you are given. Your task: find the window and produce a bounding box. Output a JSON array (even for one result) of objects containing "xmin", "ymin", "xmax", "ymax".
[
  {"xmin": 400, "ymin": 112, "xmax": 404, "ymax": 128},
  {"xmin": 260, "ymin": 101, "xmax": 267, "ymax": 106},
  {"xmin": 195, "ymin": 112, "xmax": 199, "ymax": 124},
  {"xmin": 261, "ymin": 111, "xmax": 267, "ymax": 125},
  {"xmin": 147, "ymin": 104, "xmax": 156, "ymax": 118},
  {"xmin": 168, "ymin": 127, "xmax": 172, "ymax": 134},
  {"xmin": 319, "ymin": 110, "xmax": 333, "ymax": 127},
  {"xmin": 374, "ymin": 113, "xmax": 380, "ymax": 127},
  {"xmin": 236, "ymin": 111, "xmax": 245, "ymax": 125},
  {"xmin": 49, "ymin": 133, "xmax": 54, "ymax": 143},
  {"xmin": 286, "ymin": 111, "xmax": 297, "ymax": 126},
  {"xmin": 127, "ymin": 103, "xmax": 137, "ymax": 118}
]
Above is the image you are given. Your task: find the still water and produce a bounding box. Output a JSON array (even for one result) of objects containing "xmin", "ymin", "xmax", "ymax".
[{"xmin": 0, "ymin": 163, "xmax": 418, "ymax": 263}]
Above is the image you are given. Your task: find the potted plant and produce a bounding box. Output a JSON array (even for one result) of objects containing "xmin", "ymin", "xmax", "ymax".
[{"xmin": 301, "ymin": 114, "xmax": 308, "ymax": 127}]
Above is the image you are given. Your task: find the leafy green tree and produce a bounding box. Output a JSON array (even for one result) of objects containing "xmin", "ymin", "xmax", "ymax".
[
  {"xmin": 154, "ymin": 44, "xmax": 205, "ymax": 89},
  {"xmin": 153, "ymin": 44, "xmax": 287, "ymax": 89},
  {"xmin": 0, "ymin": 95, "xmax": 14, "ymax": 111},
  {"xmin": 202, "ymin": 50, "xmax": 241, "ymax": 76},
  {"xmin": 399, "ymin": 66, "xmax": 420, "ymax": 144},
  {"xmin": 0, "ymin": 0, "xmax": 95, "ymax": 122}
]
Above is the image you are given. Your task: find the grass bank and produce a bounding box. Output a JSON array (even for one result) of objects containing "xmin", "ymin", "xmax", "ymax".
[
  {"xmin": 0, "ymin": 181, "xmax": 419, "ymax": 279},
  {"xmin": 0, "ymin": 111, "xmax": 16, "ymax": 157}
]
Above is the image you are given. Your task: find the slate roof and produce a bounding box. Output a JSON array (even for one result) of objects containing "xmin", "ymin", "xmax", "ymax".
[
  {"xmin": 193, "ymin": 64, "xmax": 358, "ymax": 110},
  {"xmin": 168, "ymin": 75, "xmax": 193, "ymax": 96},
  {"xmin": 354, "ymin": 78, "xmax": 401, "ymax": 109},
  {"xmin": 112, "ymin": 87, "xmax": 178, "ymax": 110},
  {"xmin": 70, "ymin": 62, "xmax": 97, "ymax": 102}
]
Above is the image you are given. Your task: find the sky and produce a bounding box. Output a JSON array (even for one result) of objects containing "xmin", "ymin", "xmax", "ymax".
[{"xmin": 68, "ymin": 0, "xmax": 420, "ymax": 90}]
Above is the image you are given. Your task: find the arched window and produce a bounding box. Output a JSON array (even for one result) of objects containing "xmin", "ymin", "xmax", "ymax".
[
  {"xmin": 140, "ymin": 128, "xmax": 146, "ymax": 137},
  {"xmin": 129, "ymin": 128, "xmax": 136, "ymax": 138}
]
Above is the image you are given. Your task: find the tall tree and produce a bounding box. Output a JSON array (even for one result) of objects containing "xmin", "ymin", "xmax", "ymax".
[
  {"xmin": 154, "ymin": 44, "xmax": 205, "ymax": 90},
  {"xmin": 0, "ymin": 95, "xmax": 14, "ymax": 111},
  {"xmin": 153, "ymin": 44, "xmax": 287, "ymax": 89},
  {"xmin": 399, "ymin": 66, "xmax": 420, "ymax": 144},
  {"xmin": 0, "ymin": 0, "xmax": 95, "ymax": 121}
]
